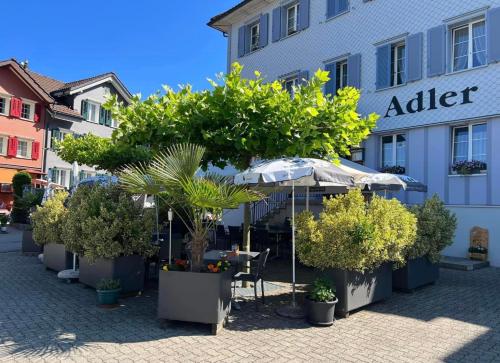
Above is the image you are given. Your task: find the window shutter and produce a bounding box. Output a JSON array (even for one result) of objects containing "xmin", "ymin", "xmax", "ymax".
[
  {"xmin": 272, "ymin": 7, "xmax": 282, "ymax": 42},
  {"xmin": 376, "ymin": 44, "xmax": 391, "ymax": 90},
  {"xmin": 427, "ymin": 25, "xmax": 447, "ymax": 77},
  {"xmin": 238, "ymin": 26, "xmax": 246, "ymax": 57},
  {"xmin": 7, "ymin": 137, "xmax": 17, "ymax": 157},
  {"xmin": 406, "ymin": 32, "xmax": 423, "ymax": 82},
  {"xmin": 298, "ymin": 0, "xmax": 310, "ymax": 30},
  {"xmin": 324, "ymin": 62, "xmax": 337, "ymax": 96},
  {"xmin": 49, "ymin": 168, "xmax": 56, "ymax": 183},
  {"xmin": 79, "ymin": 171, "xmax": 85, "ymax": 180},
  {"xmin": 259, "ymin": 13, "xmax": 269, "ymax": 48},
  {"xmin": 328, "ymin": 0, "xmax": 349, "ymax": 18},
  {"xmin": 69, "ymin": 170, "xmax": 74, "ymax": 187},
  {"xmin": 98, "ymin": 107, "xmax": 106, "ymax": 125},
  {"xmin": 487, "ymin": 7, "xmax": 500, "ymax": 64},
  {"xmin": 347, "ymin": 53, "xmax": 362, "ymax": 89},
  {"xmin": 34, "ymin": 103, "xmax": 42, "ymax": 123},
  {"xmin": 10, "ymin": 98, "xmax": 21, "ymax": 118},
  {"xmin": 81, "ymin": 100, "xmax": 89, "ymax": 119},
  {"xmin": 104, "ymin": 110, "xmax": 112, "ymax": 127},
  {"xmin": 31, "ymin": 141, "xmax": 40, "ymax": 160}
]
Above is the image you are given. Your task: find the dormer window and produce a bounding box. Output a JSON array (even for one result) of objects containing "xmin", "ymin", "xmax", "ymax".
[{"xmin": 287, "ymin": 4, "xmax": 299, "ymax": 36}]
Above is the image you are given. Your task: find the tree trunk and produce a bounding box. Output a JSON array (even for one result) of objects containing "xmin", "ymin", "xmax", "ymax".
[{"xmin": 190, "ymin": 231, "xmax": 207, "ymax": 273}]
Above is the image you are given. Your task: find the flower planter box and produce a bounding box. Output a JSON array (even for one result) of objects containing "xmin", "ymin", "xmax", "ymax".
[
  {"xmin": 325, "ymin": 263, "xmax": 392, "ymax": 318},
  {"xmin": 469, "ymin": 252, "xmax": 488, "ymax": 261},
  {"xmin": 43, "ymin": 243, "xmax": 73, "ymax": 272},
  {"xmin": 79, "ymin": 255, "xmax": 145, "ymax": 294},
  {"xmin": 158, "ymin": 269, "xmax": 232, "ymax": 335},
  {"xmin": 392, "ymin": 256, "xmax": 439, "ymax": 292},
  {"xmin": 22, "ymin": 230, "xmax": 42, "ymax": 255}
]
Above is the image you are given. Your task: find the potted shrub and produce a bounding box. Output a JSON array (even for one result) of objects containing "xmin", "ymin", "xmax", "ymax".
[
  {"xmin": 296, "ymin": 189, "xmax": 416, "ymax": 318},
  {"xmin": 305, "ymin": 278, "xmax": 338, "ymax": 326},
  {"xmin": 0, "ymin": 214, "xmax": 8, "ymax": 233},
  {"xmin": 452, "ymin": 160, "xmax": 487, "ymax": 175},
  {"xmin": 96, "ymin": 278, "xmax": 121, "ymax": 306},
  {"xmin": 31, "ymin": 191, "xmax": 72, "ymax": 272},
  {"xmin": 120, "ymin": 144, "xmax": 263, "ymax": 334},
  {"xmin": 61, "ymin": 184, "xmax": 156, "ymax": 294},
  {"xmin": 393, "ymin": 195, "xmax": 457, "ymax": 292}
]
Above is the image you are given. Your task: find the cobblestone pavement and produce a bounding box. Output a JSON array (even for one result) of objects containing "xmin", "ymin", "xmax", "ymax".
[{"xmin": 1, "ymin": 252, "xmax": 500, "ymax": 363}]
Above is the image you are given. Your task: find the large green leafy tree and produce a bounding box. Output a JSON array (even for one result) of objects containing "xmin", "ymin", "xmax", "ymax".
[{"xmin": 57, "ymin": 62, "xmax": 379, "ymax": 251}]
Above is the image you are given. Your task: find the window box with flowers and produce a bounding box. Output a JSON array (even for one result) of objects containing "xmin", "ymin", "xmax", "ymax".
[
  {"xmin": 452, "ymin": 160, "xmax": 487, "ymax": 175},
  {"xmin": 380, "ymin": 165, "xmax": 406, "ymax": 175}
]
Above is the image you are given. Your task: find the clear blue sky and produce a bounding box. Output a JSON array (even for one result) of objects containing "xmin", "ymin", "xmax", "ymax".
[{"xmin": 2, "ymin": 0, "xmax": 240, "ymax": 96}]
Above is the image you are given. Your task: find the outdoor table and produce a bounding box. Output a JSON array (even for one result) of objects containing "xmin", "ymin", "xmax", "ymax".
[{"xmin": 204, "ymin": 250, "xmax": 260, "ymax": 267}]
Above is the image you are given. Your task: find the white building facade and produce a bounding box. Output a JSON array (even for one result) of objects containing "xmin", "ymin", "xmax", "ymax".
[{"xmin": 209, "ymin": 0, "xmax": 500, "ymax": 265}]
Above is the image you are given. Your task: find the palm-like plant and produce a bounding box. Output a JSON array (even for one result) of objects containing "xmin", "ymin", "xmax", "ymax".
[{"xmin": 119, "ymin": 143, "xmax": 264, "ymax": 272}]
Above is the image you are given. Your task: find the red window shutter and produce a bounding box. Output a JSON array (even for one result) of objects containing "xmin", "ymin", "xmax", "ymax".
[
  {"xmin": 31, "ymin": 141, "xmax": 40, "ymax": 160},
  {"xmin": 9, "ymin": 98, "xmax": 21, "ymax": 118},
  {"xmin": 34, "ymin": 104, "xmax": 42, "ymax": 123},
  {"xmin": 7, "ymin": 137, "xmax": 18, "ymax": 157}
]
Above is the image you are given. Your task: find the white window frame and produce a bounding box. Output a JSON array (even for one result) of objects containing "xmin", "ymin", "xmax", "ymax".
[
  {"xmin": 16, "ymin": 138, "xmax": 32, "ymax": 159},
  {"xmin": 451, "ymin": 19, "xmax": 486, "ymax": 72},
  {"xmin": 0, "ymin": 135, "xmax": 8, "ymax": 155},
  {"xmin": 249, "ymin": 23, "xmax": 260, "ymax": 52},
  {"xmin": 284, "ymin": 76, "xmax": 299, "ymax": 96},
  {"xmin": 391, "ymin": 42, "xmax": 406, "ymax": 87},
  {"xmin": 380, "ymin": 134, "xmax": 406, "ymax": 168},
  {"xmin": 53, "ymin": 169, "xmax": 71, "ymax": 188},
  {"xmin": 86, "ymin": 100, "xmax": 100, "ymax": 123},
  {"xmin": 0, "ymin": 94, "xmax": 11, "ymax": 116},
  {"xmin": 286, "ymin": 3, "xmax": 299, "ymax": 36},
  {"xmin": 336, "ymin": 60, "xmax": 348, "ymax": 91},
  {"xmin": 20, "ymin": 100, "xmax": 35, "ymax": 121},
  {"xmin": 451, "ymin": 123, "xmax": 487, "ymax": 165}
]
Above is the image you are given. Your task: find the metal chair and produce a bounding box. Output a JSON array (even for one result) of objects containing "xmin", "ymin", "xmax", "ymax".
[{"xmin": 232, "ymin": 248, "xmax": 270, "ymax": 310}]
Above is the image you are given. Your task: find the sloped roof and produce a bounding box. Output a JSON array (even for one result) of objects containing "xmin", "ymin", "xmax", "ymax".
[
  {"xmin": 208, "ymin": 0, "xmax": 254, "ymax": 31},
  {"xmin": 26, "ymin": 70, "xmax": 65, "ymax": 94}
]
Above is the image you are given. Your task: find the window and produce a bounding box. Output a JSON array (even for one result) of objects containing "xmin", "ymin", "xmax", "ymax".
[
  {"xmin": 250, "ymin": 23, "xmax": 260, "ymax": 52},
  {"xmin": 452, "ymin": 19, "xmax": 486, "ymax": 72},
  {"xmin": 51, "ymin": 169, "xmax": 70, "ymax": 188},
  {"xmin": 391, "ymin": 42, "xmax": 406, "ymax": 86},
  {"xmin": 335, "ymin": 60, "xmax": 348, "ymax": 92},
  {"xmin": 286, "ymin": 3, "xmax": 299, "ymax": 36},
  {"xmin": 16, "ymin": 139, "xmax": 32, "ymax": 159},
  {"xmin": 51, "ymin": 129, "xmax": 71, "ymax": 149},
  {"xmin": 20, "ymin": 101, "xmax": 34, "ymax": 120},
  {"xmin": 82, "ymin": 100, "xmax": 100, "ymax": 123},
  {"xmin": 381, "ymin": 134, "xmax": 406, "ymax": 167},
  {"xmin": 284, "ymin": 76, "xmax": 299, "ymax": 96},
  {"xmin": 0, "ymin": 96, "xmax": 10, "ymax": 116},
  {"xmin": 0, "ymin": 136, "xmax": 7, "ymax": 155},
  {"xmin": 0, "ymin": 184, "xmax": 12, "ymax": 193},
  {"xmin": 452, "ymin": 123, "xmax": 487, "ymax": 164}
]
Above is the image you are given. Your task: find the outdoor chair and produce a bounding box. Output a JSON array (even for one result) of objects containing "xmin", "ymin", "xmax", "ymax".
[
  {"xmin": 251, "ymin": 228, "xmax": 269, "ymax": 253},
  {"xmin": 232, "ymin": 248, "xmax": 270, "ymax": 310}
]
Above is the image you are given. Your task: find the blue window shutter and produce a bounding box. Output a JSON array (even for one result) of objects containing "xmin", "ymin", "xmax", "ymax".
[
  {"xmin": 376, "ymin": 44, "xmax": 391, "ymax": 90},
  {"xmin": 487, "ymin": 7, "xmax": 500, "ymax": 63},
  {"xmin": 299, "ymin": 70, "xmax": 309, "ymax": 85},
  {"xmin": 259, "ymin": 13, "xmax": 269, "ymax": 48},
  {"xmin": 406, "ymin": 32, "xmax": 423, "ymax": 82},
  {"xmin": 238, "ymin": 26, "xmax": 246, "ymax": 57},
  {"xmin": 427, "ymin": 25, "xmax": 447, "ymax": 77},
  {"xmin": 347, "ymin": 53, "xmax": 361, "ymax": 89},
  {"xmin": 325, "ymin": 62, "xmax": 337, "ymax": 96},
  {"xmin": 272, "ymin": 7, "xmax": 281, "ymax": 42},
  {"xmin": 328, "ymin": 0, "xmax": 349, "ymax": 18},
  {"xmin": 299, "ymin": 0, "xmax": 310, "ymax": 30}
]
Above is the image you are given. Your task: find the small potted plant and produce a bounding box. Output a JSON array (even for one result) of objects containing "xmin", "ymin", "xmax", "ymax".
[
  {"xmin": 468, "ymin": 246, "xmax": 488, "ymax": 261},
  {"xmin": 306, "ymin": 278, "xmax": 338, "ymax": 326},
  {"xmin": 0, "ymin": 214, "xmax": 9, "ymax": 233},
  {"xmin": 96, "ymin": 278, "xmax": 121, "ymax": 306}
]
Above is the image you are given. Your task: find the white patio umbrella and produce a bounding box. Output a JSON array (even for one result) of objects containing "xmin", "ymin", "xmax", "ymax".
[
  {"xmin": 234, "ymin": 157, "xmax": 355, "ymax": 318},
  {"xmin": 338, "ymin": 158, "xmax": 427, "ymax": 193}
]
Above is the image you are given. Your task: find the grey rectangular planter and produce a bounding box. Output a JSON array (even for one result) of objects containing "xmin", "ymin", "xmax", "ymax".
[
  {"xmin": 43, "ymin": 243, "xmax": 73, "ymax": 272},
  {"xmin": 22, "ymin": 230, "xmax": 42, "ymax": 255},
  {"xmin": 158, "ymin": 270, "xmax": 232, "ymax": 334},
  {"xmin": 325, "ymin": 263, "xmax": 392, "ymax": 318},
  {"xmin": 79, "ymin": 255, "xmax": 145, "ymax": 294},
  {"xmin": 393, "ymin": 256, "xmax": 439, "ymax": 292}
]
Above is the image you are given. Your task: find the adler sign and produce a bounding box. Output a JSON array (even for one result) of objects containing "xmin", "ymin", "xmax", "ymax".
[{"xmin": 384, "ymin": 86, "xmax": 479, "ymax": 118}]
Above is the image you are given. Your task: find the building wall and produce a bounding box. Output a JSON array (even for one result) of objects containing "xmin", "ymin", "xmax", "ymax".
[
  {"xmin": 217, "ymin": 0, "xmax": 500, "ymax": 265},
  {"xmin": 0, "ymin": 67, "xmax": 46, "ymax": 173},
  {"xmin": 45, "ymin": 83, "xmax": 125, "ymax": 185}
]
